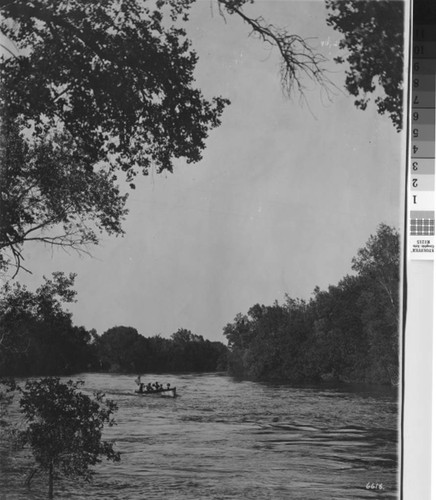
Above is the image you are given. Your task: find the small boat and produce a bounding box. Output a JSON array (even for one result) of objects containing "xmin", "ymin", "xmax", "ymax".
[
  {"xmin": 135, "ymin": 387, "xmax": 177, "ymax": 398},
  {"xmin": 134, "ymin": 376, "xmax": 177, "ymax": 398}
]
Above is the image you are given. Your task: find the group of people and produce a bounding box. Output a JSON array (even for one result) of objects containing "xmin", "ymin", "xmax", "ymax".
[{"xmin": 135, "ymin": 376, "xmax": 171, "ymax": 393}]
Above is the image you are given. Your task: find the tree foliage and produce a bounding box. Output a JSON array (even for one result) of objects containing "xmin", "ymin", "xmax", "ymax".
[
  {"xmin": 96, "ymin": 325, "xmax": 144, "ymax": 373},
  {"xmin": 0, "ymin": 1, "xmax": 406, "ymax": 274},
  {"xmin": 326, "ymin": 0, "xmax": 405, "ymax": 130},
  {"xmin": 15, "ymin": 378, "xmax": 120, "ymax": 499},
  {"xmin": 97, "ymin": 326, "xmax": 228, "ymax": 373},
  {"xmin": 0, "ymin": 117, "xmax": 129, "ymax": 275},
  {"xmin": 0, "ymin": 272, "xmax": 95, "ymax": 375},
  {"xmin": 0, "ymin": 377, "xmax": 16, "ymax": 434},
  {"xmin": 351, "ymin": 223, "xmax": 400, "ymax": 311},
  {"xmin": 0, "ymin": 0, "xmax": 337, "ymax": 274},
  {"xmin": 0, "ymin": 0, "xmax": 228, "ymax": 274},
  {"xmin": 0, "ymin": 0, "xmax": 228, "ymax": 175},
  {"xmin": 219, "ymin": 0, "xmax": 333, "ymax": 99},
  {"xmin": 0, "ymin": 273, "xmax": 228, "ymax": 376},
  {"xmin": 223, "ymin": 224, "xmax": 400, "ymax": 384}
]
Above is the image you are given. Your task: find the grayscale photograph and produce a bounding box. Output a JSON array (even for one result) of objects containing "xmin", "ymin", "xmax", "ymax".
[{"xmin": 0, "ymin": 1, "xmax": 406, "ymax": 499}]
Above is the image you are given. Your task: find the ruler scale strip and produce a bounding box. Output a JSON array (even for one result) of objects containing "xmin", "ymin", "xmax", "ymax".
[{"xmin": 408, "ymin": 22, "xmax": 436, "ymax": 259}]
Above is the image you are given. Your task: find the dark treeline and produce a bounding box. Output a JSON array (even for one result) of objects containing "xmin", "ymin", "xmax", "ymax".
[
  {"xmin": 0, "ymin": 274, "xmax": 227, "ymax": 376},
  {"xmin": 223, "ymin": 224, "xmax": 400, "ymax": 385},
  {"xmin": 1, "ymin": 224, "xmax": 399, "ymax": 384},
  {"xmin": 95, "ymin": 327, "xmax": 228, "ymax": 374}
]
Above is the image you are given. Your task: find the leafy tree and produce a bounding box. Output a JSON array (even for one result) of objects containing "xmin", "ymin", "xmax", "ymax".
[
  {"xmin": 0, "ymin": 272, "xmax": 95, "ymax": 375},
  {"xmin": 0, "ymin": 0, "xmax": 228, "ymax": 273},
  {"xmin": 171, "ymin": 328, "xmax": 200, "ymax": 344},
  {"xmin": 223, "ymin": 312, "xmax": 251, "ymax": 350},
  {"xmin": 351, "ymin": 223, "xmax": 400, "ymax": 380},
  {"xmin": 0, "ymin": 0, "xmax": 228, "ymax": 175},
  {"xmin": 326, "ymin": 0, "xmax": 405, "ymax": 130},
  {"xmin": 97, "ymin": 326, "xmax": 146, "ymax": 372},
  {"xmin": 223, "ymin": 224, "xmax": 400, "ymax": 384},
  {"xmin": 143, "ymin": 334, "xmax": 172, "ymax": 372},
  {"xmin": 15, "ymin": 378, "xmax": 120, "ymax": 499},
  {"xmin": 0, "ymin": 116, "xmax": 128, "ymax": 276},
  {"xmin": 351, "ymin": 223, "xmax": 400, "ymax": 311},
  {"xmin": 169, "ymin": 328, "xmax": 226, "ymax": 371},
  {"xmin": 223, "ymin": 312, "xmax": 253, "ymax": 376},
  {"xmin": 0, "ymin": 1, "xmax": 405, "ymax": 274},
  {"xmin": 223, "ymin": 302, "xmax": 309, "ymax": 381},
  {"xmin": 241, "ymin": 303, "xmax": 289, "ymax": 379},
  {"xmin": 0, "ymin": 0, "xmax": 333, "ymax": 274},
  {"xmin": 309, "ymin": 276, "xmax": 368, "ymax": 382},
  {"xmin": 95, "ymin": 326, "xmax": 228, "ymax": 373}
]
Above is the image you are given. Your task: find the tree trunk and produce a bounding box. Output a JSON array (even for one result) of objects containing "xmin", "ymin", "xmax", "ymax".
[
  {"xmin": 48, "ymin": 462, "xmax": 54, "ymax": 499},
  {"xmin": 25, "ymin": 467, "xmax": 38, "ymax": 487}
]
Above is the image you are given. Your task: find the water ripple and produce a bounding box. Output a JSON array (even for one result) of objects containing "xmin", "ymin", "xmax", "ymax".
[{"xmin": 0, "ymin": 373, "xmax": 398, "ymax": 499}]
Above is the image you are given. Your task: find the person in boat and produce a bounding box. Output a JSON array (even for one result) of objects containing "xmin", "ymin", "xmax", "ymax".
[
  {"xmin": 135, "ymin": 375, "xmax": 145, "ymax": 393},
  {"xmin": 146, "ymin": 382, "xmax": 153, "ymax": 392}
]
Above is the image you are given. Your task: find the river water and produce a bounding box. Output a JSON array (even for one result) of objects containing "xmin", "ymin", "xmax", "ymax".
[{"xmin": 1, "ymin": 372, "xmax": 398, "ymax": 499}]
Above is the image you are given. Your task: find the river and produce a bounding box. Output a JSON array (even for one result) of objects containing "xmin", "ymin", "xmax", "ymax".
[{"xmin": 0, "ymin": 372, "xmax": 399, "ymax": 499}]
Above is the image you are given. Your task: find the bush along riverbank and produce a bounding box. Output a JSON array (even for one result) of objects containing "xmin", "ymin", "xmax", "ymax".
[{"xmin": 222, "ymin": 224, "xmax": 400, "ymax": 385}]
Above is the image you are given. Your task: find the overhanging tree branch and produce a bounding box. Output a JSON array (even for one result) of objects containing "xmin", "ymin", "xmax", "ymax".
[{"xmin": 218, "ymin": 0, "xmax": 337, "ymax": 101}]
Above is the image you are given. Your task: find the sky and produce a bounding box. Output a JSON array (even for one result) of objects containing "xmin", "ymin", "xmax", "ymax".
[{"xmin": 15, "ymin": 0, "xmax": 406, "ymax": 342}]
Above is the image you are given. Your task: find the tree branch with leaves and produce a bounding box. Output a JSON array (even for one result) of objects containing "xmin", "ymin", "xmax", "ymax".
[
  {"xmin": 14, "ymin": 378, "xmax": 120, "ymax": 499},
  {"xmin": 0, "ymin": 114, "xmax": 128, "ymax": 276},
  {"xmin": 0, "ymin": 0, "xmax": 405, "ymax": 276},
  {"xmin": 326, "ymin": 0, "xmax": 405, "ymax": 130},
  {"xmin": 218, "ymin": 0, "xmax": 335, "ymax": 101}
]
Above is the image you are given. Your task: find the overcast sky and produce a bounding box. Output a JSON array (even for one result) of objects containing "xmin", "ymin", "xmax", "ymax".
[{"xmin": 18, "ymin": 0, "xmax": 405, "ymax": 342}]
